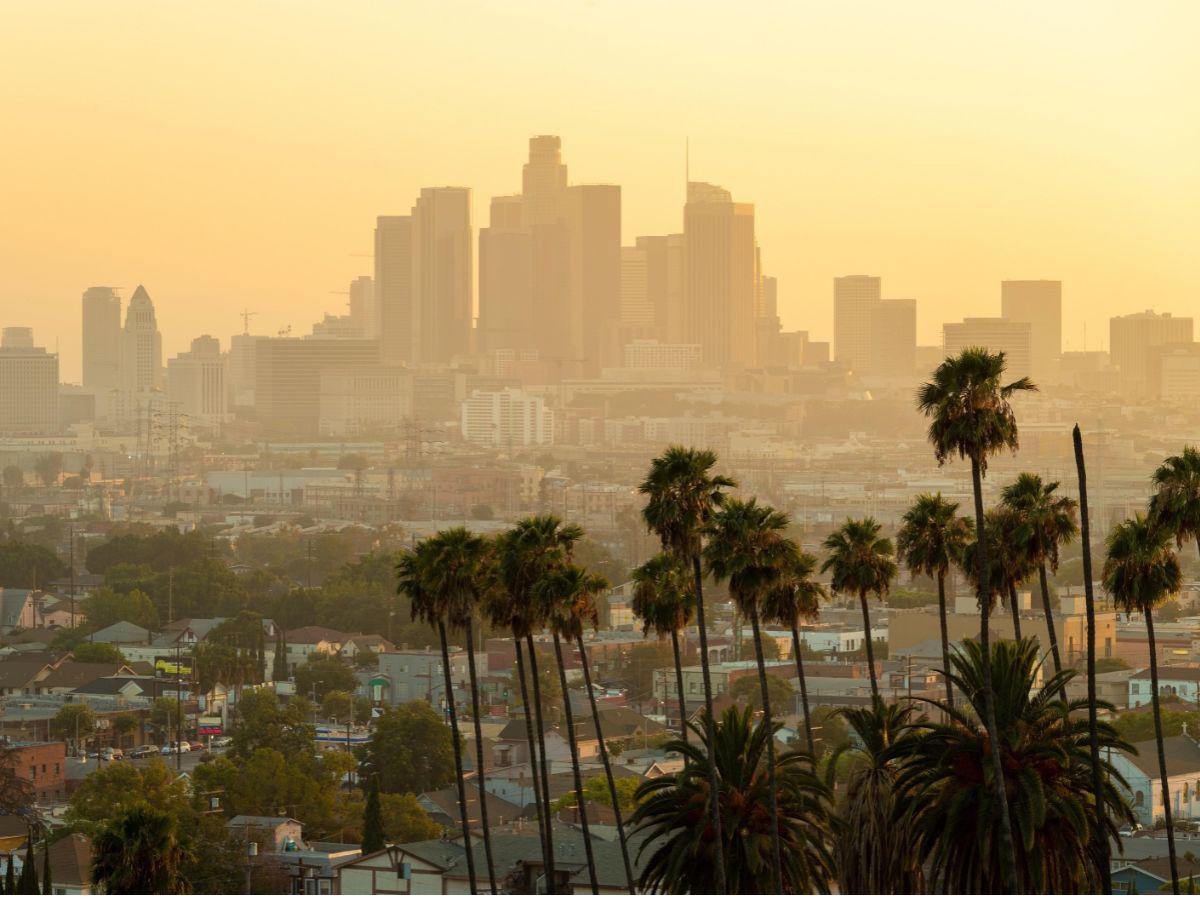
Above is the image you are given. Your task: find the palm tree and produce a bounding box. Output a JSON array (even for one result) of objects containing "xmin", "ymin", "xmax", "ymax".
[
  {"xmin": 399, "ymin": 539, "xmax": 479, "ymax": 895},
  {"xmin": 1075, "ymin": 424, "xmax": 1111, "ymax": 891},
  {"xmin": 959, "ymin": 507, "xmax": 1032, "ymax": 641},
  {"xmin": 493, "ymin": 515, "xmax": 583, "ymax": 893},
  {"xmin": 821, "ymin": 517, "xmax": 896, "ymax": 700},
  {"xmin": 917, "ymin": 346, "xmax": 1035, "ymax": 890},
  {"xmin": 630, "ymin": 706, "xmax": 834, "ymax": 894},
  {"xmin": 761, "ymin": 550, "xmax": 828, "ymax": 756},
  {"xmin": 90, "ymin": 804, "xmax": 193, "ymax": 894},
  {"xmin": 541, "ymin": 564, "xmax": 636, "ymax": 893},
  {"xmin": 423, "ymin": 527, "xmax": 497, "ymax": 894},
  {"xmin": 1002, "ymin": 472, "xmax": 1078, "ymax": 697},
  {"xmin": 704, "ymin": 497, "xmax": 795, "ymax": 893},
  {"xmin": 896, "ymin": 492, "xmax": 971, "ymax": 706},
  {"xmin": 1104, "ymin": 514, "xmax": 1183, "ymax": 892},
  {"xmin": 537, "ymin": 566, "xmax": 603, "ymax": 894},
  {"xmin": 630, "ymin": 552, "xmax": 694, "ymax": 741},
  {"xmin": 836, "ymin": 698, "xmax": 925, "ymax": 893},
  {"xmin": 894, "ymin": 638, "xmax": 1134, "ymax": 892},
  {"xmin": 639, "ymin": 445, "xmax": 735, "ymax": 892},
  {"xmin": 1150, "ymin": 446, "xmax": 1200, "ymax": 562}
]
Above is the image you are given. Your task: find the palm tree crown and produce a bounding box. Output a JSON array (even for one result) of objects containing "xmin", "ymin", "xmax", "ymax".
[
  {"xmin": 630, "ymin": 552, "xmax": 694, "ymax": 638},
  {"xmin": 1001, "ymin": 472, "xmax": 1079, "ymax": 573},
  {"xmin": 760, "ymin": 551, "xmax": 827, "ymax": 633},
  {"xmin": 917, "ymin": 346, "xmax": 1037, "ymax": 472},
  {"xmin": 1103, "ymin": 514, "xmax": 1183, "ymax": 615},
  {"xmin": 896, "ymin": 492, "xmax": 971, "ymax": 582},
  {"xmin": 820, "ymin": 517, "xmax": 897, "ymax": 603},
  {"xmin": 1150, "ymin": 446, "xmax": 1200, "ymax": 552},
  {"xmin": 639, "ymin": 445, "xmax": 735, "ymax": 557},
  {"xmin": 703, "ymin": 497, "xmax": 796, "ymax": 617},
  {"xmin": 958, "ymin": 507, "xmax": 1031, "ymax": 611}
]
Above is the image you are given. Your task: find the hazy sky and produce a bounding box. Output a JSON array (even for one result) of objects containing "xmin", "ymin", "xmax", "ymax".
[{"xmin": 3, "ymin": 1, "xmax": 1198, "ymax": 381}]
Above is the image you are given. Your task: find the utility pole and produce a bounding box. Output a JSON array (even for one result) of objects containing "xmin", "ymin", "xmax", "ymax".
[
  {"xmin": 175, "ymin": 634, "xmax": 183, "ymax": 771},
  {"xmin": 68, "ymin": 524, "xmax": 76, "ymax": 630}
]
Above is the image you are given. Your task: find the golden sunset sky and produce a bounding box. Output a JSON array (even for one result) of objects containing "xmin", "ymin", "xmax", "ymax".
[{"xmin": 2, "ymin": 1, "xmax": 1197, "ymax": 380}]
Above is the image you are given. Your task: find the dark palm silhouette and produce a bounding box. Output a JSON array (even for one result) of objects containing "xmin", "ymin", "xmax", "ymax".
[
  {"xmin": 896, "ymin": 492, "xmax": 970, "ymax": 706},
  {"xmin": 90, "ymin": 804, "xmax": 193, "ymax": 894},
  {"xmin": 821, "ymin": 517, "xmax": 896, "ymax": 700},
  {"xmin": 630, "ymin": 552, "xmax": 694, "ymax": 741},
  {"xmin": 639, "ymin": 445, "xmax": 735, "ymax": 892},
  {"xmin": 917, "ymin": 346, "xmax": 1035, "ymax": 889},
  {"xmin": 1104, "ymin": 514, "xmax": 1184, "ymax": 892}
]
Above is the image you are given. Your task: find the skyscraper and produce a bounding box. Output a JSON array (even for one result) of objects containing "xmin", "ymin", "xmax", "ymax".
[
  {"xmin": 869, "ymin": 298, "xmax": 917, "ymax": 375},
  {"xmin": 374, "ymin": 215, "xmax": 414, "ymax": 366},
  {"xmin": 82, "ymin": 286, "xmax": 122, "ymax": 391},
  {"xmin": 522, "ymin": 135, "xmax": 568, "ymax": 226},
  {"xmin": 1110, "ymin": 310, "xmax": 1194, "ymax": 397},
  {"xmin": 833, "ymin": 275, "xmax": 881, "ymax": 372},
  {"xmin": 943, "ymin": 317, "xmax": 1033, "ymax": 380},
  {"xmin": 120, "ymin": 285, "xmax": 163, "ymax": 394},
  {"xmin": 1001, "ymin": 280, "xmax": 1061, "ymax": 379},
  {"xmin": 348, "ymin": 275, "xmax": 376, "ymax": 337},
  {"xmin": 167, "ymin": 335, "xmax": 227, "ymax": 429},
  {"xmin": 412, "ymin": 187, "xmax": 473, "ymax": 364},
  {"xmin": 478, "ymin": 195, "xmax": 534, "ymax": 354},
  {"xmin": 683, "ymin": 181, "xmax": 756, "ymax": 368},
  {"xmin": 565, "ymin": 183, "xmax": 621, "ymax": 373},
  {"xmin": 0, "ymin": 328, "xmax": 58, "ymax": 435}
]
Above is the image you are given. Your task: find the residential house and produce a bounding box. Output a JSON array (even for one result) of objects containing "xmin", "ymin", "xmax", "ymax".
[
  {"xmin": 336, "ymin": 829, "xmax": 642, "ymax": 894},
  {"xmin": 3, "ymin": 740, "xmax": 66, "ymax": 803},
  {"xmin": 285, "ymin": 626, "xmax": 349, "ymax": 673},
  {"xmin": 1129, "ymin": 666, "xmax": 1200, "ymax": 708},
  {"xmin": 36, "ymin": 662, "xmax": 138, "ymax": 696},
  {"xmin": 417, "ymin": 787, "xmax": 526, "ymax": 832},
  {"xmin": 0, "ymin": 589, "xmax": 36, "ymax": 632},
  {"xmin": 0, "ymin": 652, "xmax": 63, "ymax": 697},
  {"xmin": 227, "ymin": 815, "xmax": 305, "ymax": 853},
  {"xmin": 86, "ymin": 621, "xmax": 152, "ymax": 645},
  {"xmin": 33, "ymin": 832, "xmax": 94, "ymax": 895},
  {"xmin": 1110, "ymin": 734, "xmax": 1200, "ymax": 824}
]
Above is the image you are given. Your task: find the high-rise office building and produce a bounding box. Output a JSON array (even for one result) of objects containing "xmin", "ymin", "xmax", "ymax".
[
  {"xmin": 620, "ymin": 245, "xmax": 653, "ymax": 329},
  {"xmin": 1110, "ymin": 310, "xmax": 1194, "ymax": 397},
  {"xmin": 683, "ymin": 181, "xmax": 756, "ymax": 368},
  {"xmin": 635, "ymin": 234, "xmax": 686, "ymax": 341},
  {"xmin": 412, "ymin": 187, "xmax": 473, "ymax": 364},
  {"xmin": 228, "ymin": 333, "xmax": 261, "ymax": 409},
  {"xmin": 348, "ymin": 276, "xmax": 375, "ymax": 337},
  {"xmin": 167, "ymin": 335, "xmax": 227, "ymax": 429},
  {"xmin": 82, "ymin": 286, "xmax": 122, "ymax": 391},
  {"xmin": 522, "ymin": 135, "xmax": 568, "ymax": 227},
  {"xmin": 833, "ymin": 275, "xmax": 881, "ymax": 372},
  {"xmin": 1001, "ymin": 280, "xmax": 1061, "ymax": 379},
  {"xmin": 869, "ymin": 299, "xmax": 917, "ymax": 375},
  {"xmin": 478, "ymin": 195, "xmax": 534, "ymax": 354},
  {"xmin": 255, "ymin": 336, "xmax": 381, "ymax": 437},
  {"xmin": 120, "ymin": 285, "xmax": 163, "ymax": 394},
  {"xmin": 0, "ymin": 328, "xmax": 58, "ymax": 435},
  {"xmin": 374, "ymin": 215, "xmax": 414, "ymax": 366},
  {"xmin": 565, "ymin": 184, "xmax": 621, "ymax": 373},
  {"xmin": 943, "ymin": 317, "xmax": 1033, "ymax": 380}
]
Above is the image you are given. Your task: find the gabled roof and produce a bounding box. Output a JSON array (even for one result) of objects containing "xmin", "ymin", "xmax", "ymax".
[
  {"xmin": 1127, "ymin": 735, "xmax": 1200, "ymax": 778},
  {"xmin": 418, "ymin": 788, "xmax": 525, "ymax": 829},
  {"xmin": 228, "ymin": 814, "xmax": 304, "ymax": 828},
  {"xmin": 0, "ymin": 589, "xmax": 32, "ymax": 628},
  {"xmin": 285, "ymin": 626, "xmax": 348, "ymax": 645},
  {"xmin": 1131, "ymin": 667, "xmax": 1200, "ymax": 682},
  {"xmin": 72, "ymin": 676, "xmax": 152, "ymax": 696},
  {"xmin": 573, "ymin": 707, "xmax": 666, "ymax": 742},
  {"xmin": 88, "ymin": 621, "xmax": 151, "ymax": 644},
  {"xmin": 35, "ymin": 833, "xmax": 93, "ymax": 888},
  {"xmin": 0, "ymin": 654, "xmax": 59, "ymax": 690},
  {"xmin": 38, "ymin": 661, "xmax": 135, "ymax": 690}
]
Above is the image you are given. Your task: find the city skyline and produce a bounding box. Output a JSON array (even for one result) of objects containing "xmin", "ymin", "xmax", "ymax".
[{"xmin": 4, "ymin": 3, "xmax": 1198, "ymax": 381}]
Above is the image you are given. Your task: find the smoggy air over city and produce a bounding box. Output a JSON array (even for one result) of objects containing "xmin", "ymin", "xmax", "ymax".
[{"xmin": 1, "ymin": 3, "xmax": 1199, "ymax": 896}]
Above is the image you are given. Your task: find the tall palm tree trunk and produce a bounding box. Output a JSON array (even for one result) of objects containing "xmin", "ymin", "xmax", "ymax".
[
  {"xmin": 689, "ymin": 552, "xmax": 727, "ymax": 893},
  {"xmin": 1075, "ymin": 425, "xmax": 1110, "ymax": 891},
  {"xmin": 464, "ymin": 626, "xmax": 497, "ymax": 894},
  {"xmin": 670, "ymin": 630, "xmax": 687, "ymax": 742},
  {"xmin": 936, "ymin": 570, "xmax": 954, "ymax": 707},
  {"xmin": 438, "ymin": 621, "xmax": 478, "ymax": 895},
  {"xmin": 576, "ymin": 633, "xmax": 635, "ymax": 892},
  {"xmin": 970, "ymin": 456, "xmax": 1019, "ymax": 893},
  {"xmin": 1038, "ymin": 563, "xmax": 1069, "ymax": 706},
  {"xmin": 790, "ymin": 621, "xmax": 815, "ymax": 757},
  {"xmin": 1008, "ymin": 584, "xmax": 1022, "ymax": 640},
  {"xmin": 552, "ymin": 633, "xmax": 598, "ymax": 894},
  {"xmin": 525, "ymin": 635, "xmax": 559, "ymax": 893},
  {"xmin": 1147, "ymin": 606, "xmax": 1180, "ymax": 893},
  {"xmin": 859, "ymin": 589, "xmax": 879, "ymax": 699},
  {"xmin": 514, "ymin": 639, "xmax": 552, "ymax": 888},
  {"xmin": 750, "ymin": 607, "xmax": 784, "ymax": 893}
]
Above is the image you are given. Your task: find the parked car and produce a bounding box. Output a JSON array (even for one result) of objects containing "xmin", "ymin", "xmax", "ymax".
[
  {"xmin": 99, "ymin": 747, "xmax": 124, "ymax": 762},
  {"xmin": 210, "ymin": 736, "xmax": 233, "ymax": 748},
  {"xmin": 129, "ymin": 745, "xmax": 159, "ymax": 759}
]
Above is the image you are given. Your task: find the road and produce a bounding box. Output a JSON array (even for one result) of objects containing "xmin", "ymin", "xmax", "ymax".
[{"xmin": 66, "ymin": 746, "xmax": 225, "ymax": 780}]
